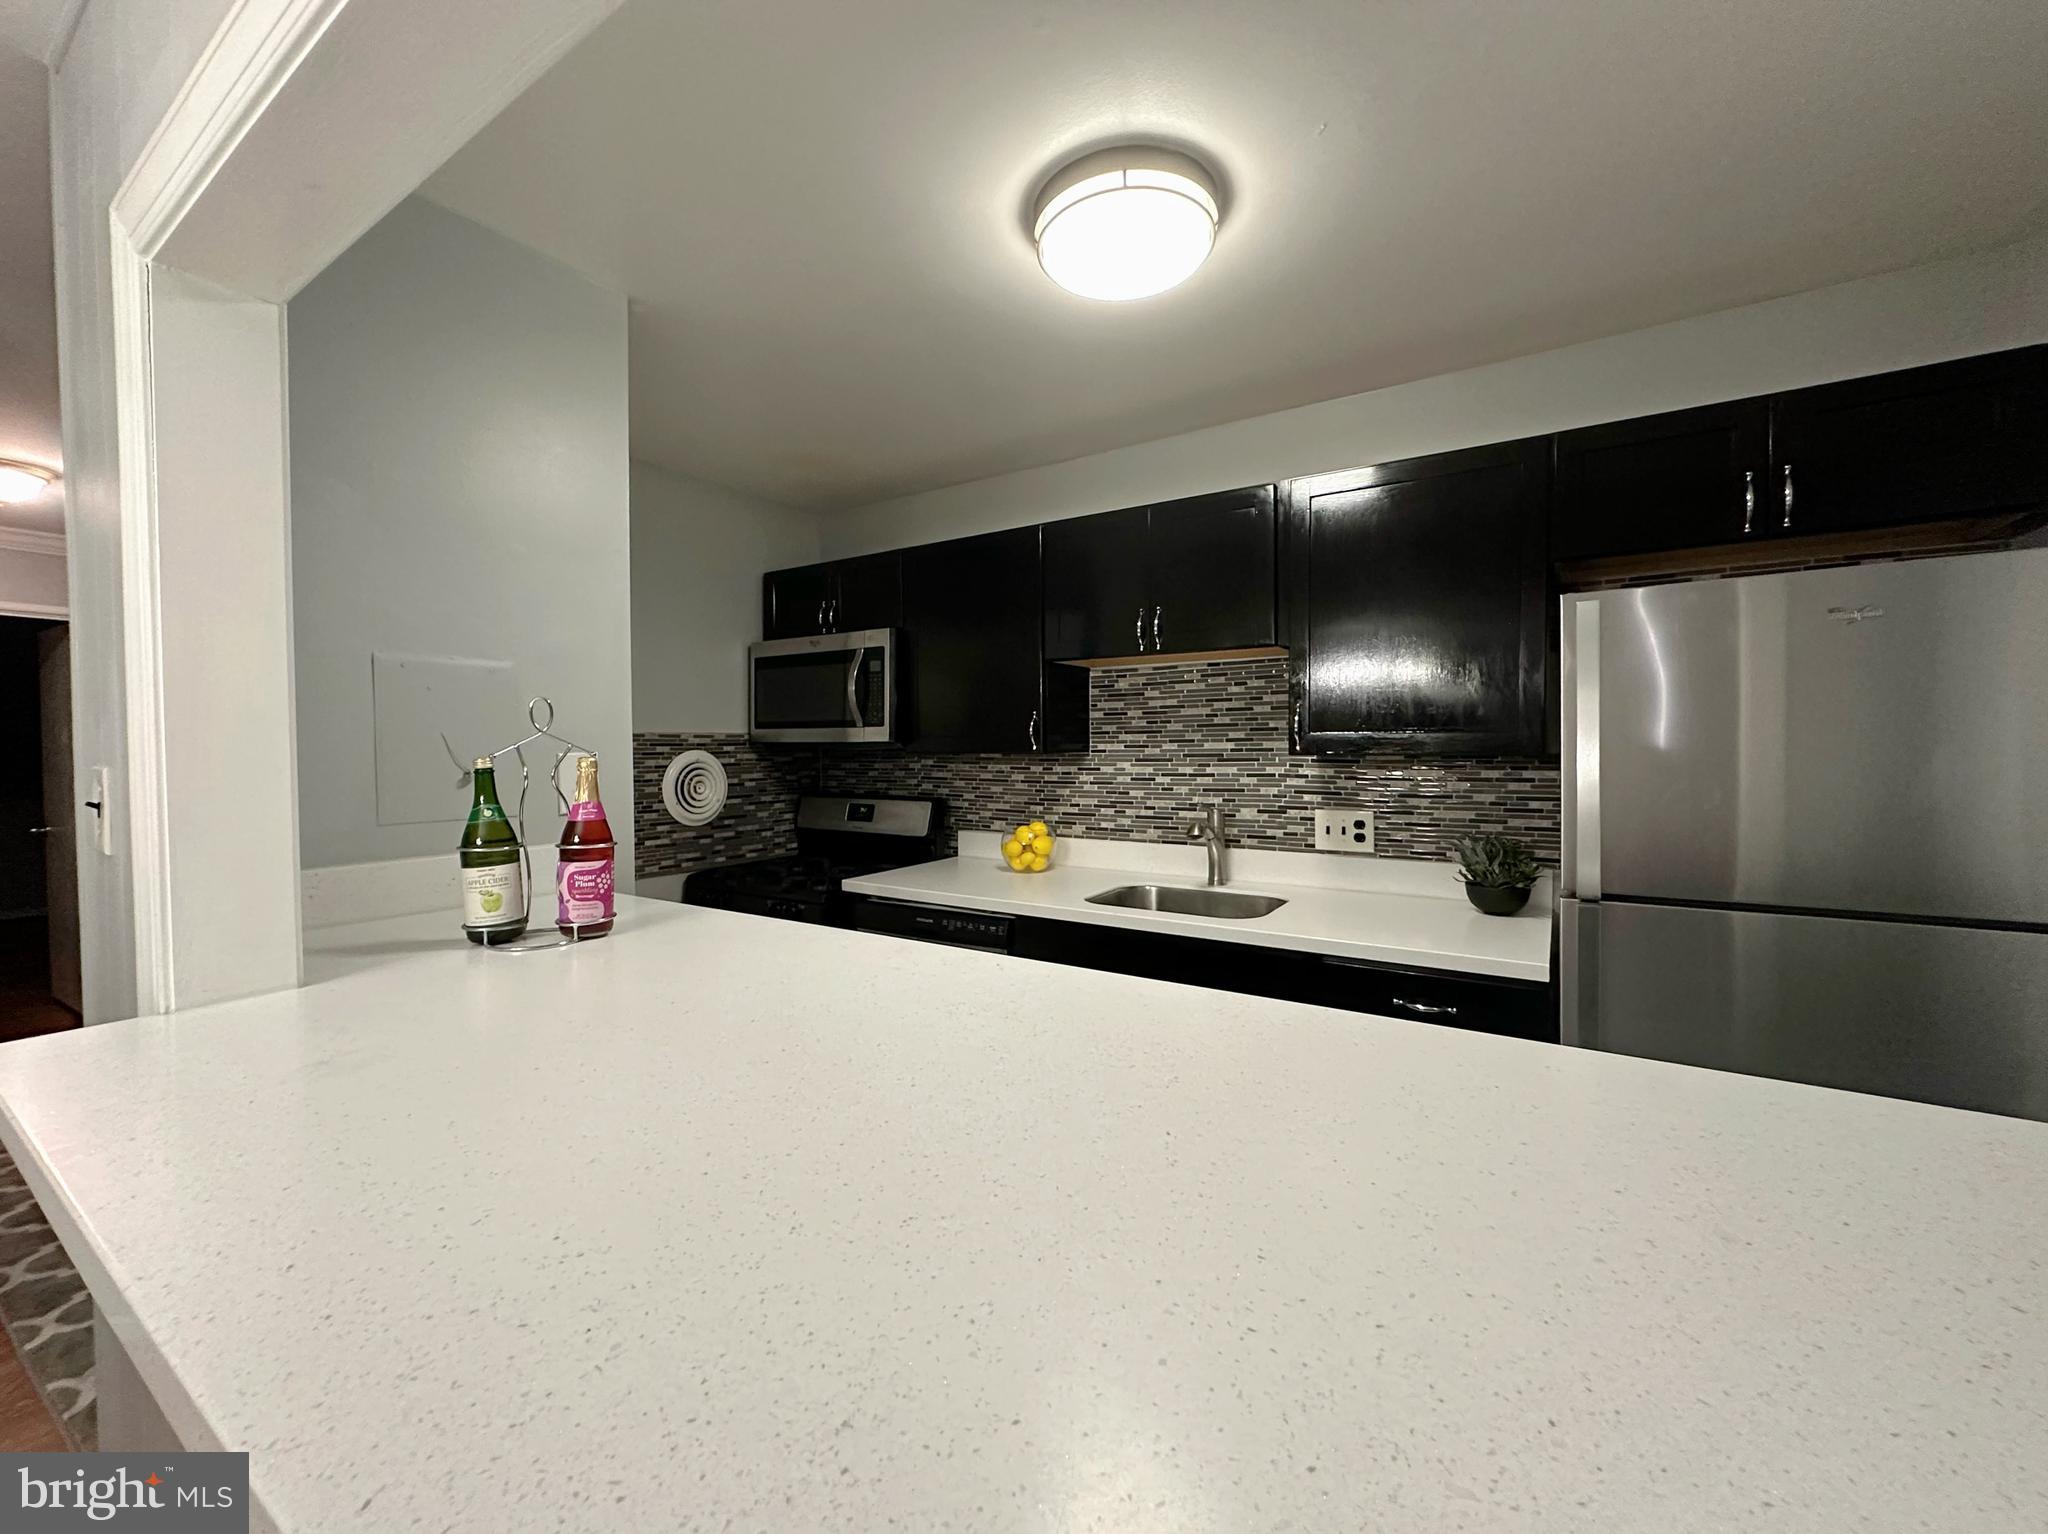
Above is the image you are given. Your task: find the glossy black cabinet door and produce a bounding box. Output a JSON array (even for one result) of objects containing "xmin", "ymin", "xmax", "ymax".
[
  {"xmin": 762, "ymin": 562, "xmax": 836, "ymax": 638},
  {"xmin": 902, "ymin": 526, "xmax": 1046, "ymax": 752},
  {"xmin": 1552, "ymin": 400, "xmax": 1770, "ymax": 560},
  {"xmin": 1147, "ymin": 485, "xmax": 1277, "ymax": 654},
  {"xmin": 763, "ymin": 554, "xmax": 902, "ymax": 637},
  {"xmin": 1771, "ymin": 346, "xmax": 2048, "ymax": 535},
  {"xmin": 832, "ymin": 552, "xmax": 903, "ymax": 631},
  {"xmin": 1043, "ymin": 505, "xmax": 1149, "ymax": 660},
  {"xmin": 1287, "ymin": 438, "xmax": 1549, "ymax": 755}
]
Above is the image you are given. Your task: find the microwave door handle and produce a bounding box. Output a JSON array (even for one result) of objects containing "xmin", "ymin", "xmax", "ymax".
[{"xmin": 844, "ymin": 647, "xmax": 866, "ymax": 727}]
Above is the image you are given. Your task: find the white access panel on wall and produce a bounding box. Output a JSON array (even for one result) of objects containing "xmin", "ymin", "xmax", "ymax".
[{"xmin": 370, "ymin": 652, "xmax": 519, "ymax": 826}]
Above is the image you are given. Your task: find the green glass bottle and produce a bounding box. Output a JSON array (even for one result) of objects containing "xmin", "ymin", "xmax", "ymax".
[{"xmin": 459, "ymin": 757, "xmax": 526, "ymax": 945}]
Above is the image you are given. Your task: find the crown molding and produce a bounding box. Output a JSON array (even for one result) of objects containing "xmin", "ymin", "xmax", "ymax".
[{"xmin": 0, "ymin": 525, "xmax": 66, "ymax": 557}]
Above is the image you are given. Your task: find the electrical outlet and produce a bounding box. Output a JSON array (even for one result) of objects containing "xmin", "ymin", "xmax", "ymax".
[{"xmin": 1313, "ymin": 807, "xmax": 1374, "ymax": 853}]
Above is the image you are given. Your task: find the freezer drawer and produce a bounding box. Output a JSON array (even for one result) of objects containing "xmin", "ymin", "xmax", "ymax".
[{"xmin": 1561, "ymin": 897, "xmax": 2048, "ymax": 1120}]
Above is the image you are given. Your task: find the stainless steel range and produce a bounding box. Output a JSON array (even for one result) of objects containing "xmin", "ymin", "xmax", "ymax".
[
  {"xmin": 1559, "ymin": 549, "xmax": 2048, "ymax": 1120},
  {"xmin": 682, "ymin": 795, "xmax": 943, "ymax": 926}
]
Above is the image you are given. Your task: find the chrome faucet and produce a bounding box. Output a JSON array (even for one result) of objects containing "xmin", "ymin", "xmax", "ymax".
[{"xmin": 1188, "ymin": 802, "xmax": 1228, "ymax": 887}]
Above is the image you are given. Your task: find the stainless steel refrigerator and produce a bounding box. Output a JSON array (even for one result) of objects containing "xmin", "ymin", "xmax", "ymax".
[{"xmin": 1559, "ymin": 549, "xmax": 2048, "ymax": 1120}]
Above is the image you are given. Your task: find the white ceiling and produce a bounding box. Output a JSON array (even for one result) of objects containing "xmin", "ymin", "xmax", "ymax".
[
  {"xmin": 436, "ymin": 0, "xmax": 2039, "ymax": 509},
  {"xmin": 0, "ymin": 41, "xmax": 62, "ymax": 535}
]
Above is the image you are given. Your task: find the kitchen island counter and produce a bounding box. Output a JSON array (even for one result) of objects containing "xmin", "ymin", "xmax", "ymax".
[{"xmin": 0, "ymin": 896, "xmax": 2042, "ymax": 1530}]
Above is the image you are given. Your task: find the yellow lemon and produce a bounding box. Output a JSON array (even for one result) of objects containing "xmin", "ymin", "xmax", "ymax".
[
  {"xmin": 1027, "ymin": 854, "xmax": 1050, "ymax": 872},
  {"xmin": 1001, "ymin": 837, "xmax": 1023, "ymax": 860},
  {"xmin": 1007, "ymin": 854, "xmax": 1029, "ymax": 871},
  {"xmin": 1014, "ymin": 823, "xmax": 1034, "ymax": 844},
  {"xmin": 1029, "ymin": 820, "xmax": 1049, "ymax": 837},
  {"xmin": 1030, "ymin": 835, "xmax": 1054, "ymax": 857}
]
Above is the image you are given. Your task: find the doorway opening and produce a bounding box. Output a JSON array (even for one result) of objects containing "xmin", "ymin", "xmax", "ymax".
[{"xmin": 0, "ymin": 615, "xmax": 79, "ymax": 1043}]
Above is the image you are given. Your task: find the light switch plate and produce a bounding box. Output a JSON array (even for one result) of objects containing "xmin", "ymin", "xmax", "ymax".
[{"xmin": 1313, "ymin": 807, "xmax": 1374, "ymax": 853}]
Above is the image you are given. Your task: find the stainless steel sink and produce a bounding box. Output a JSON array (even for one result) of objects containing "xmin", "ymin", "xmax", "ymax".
[{"xmin": 1085, "ymin": 884, "xmax": 1288, "ymax": 919}]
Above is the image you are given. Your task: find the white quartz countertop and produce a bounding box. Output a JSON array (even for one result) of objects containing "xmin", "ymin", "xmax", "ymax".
[
  {"xmin": 1, "ymin": 896, "xmax": 2044, "ymax": 1531},
  {"xmin": 845, "ymin": 836, "xmax": 1554, "ymax": 982}
]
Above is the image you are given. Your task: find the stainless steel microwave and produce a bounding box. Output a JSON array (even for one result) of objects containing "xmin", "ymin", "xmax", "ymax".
[{"xmin": 748, "ymin": 628, "xmax": 897, "ymax": 743}]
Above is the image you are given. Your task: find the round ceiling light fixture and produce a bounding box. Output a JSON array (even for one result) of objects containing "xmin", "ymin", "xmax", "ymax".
[
  {"xmin": 1032, "ymin": 147, "xmax": 1220, "ymax": 302},
  {"xmin": 0, "ymin": 460, "xmax": 57, "ymax": 505}
]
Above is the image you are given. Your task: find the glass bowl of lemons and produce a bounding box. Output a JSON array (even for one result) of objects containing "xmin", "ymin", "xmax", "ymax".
[{"xmin": 1002, "ymin": 820, "xmax": 1056, "ymax": 873}]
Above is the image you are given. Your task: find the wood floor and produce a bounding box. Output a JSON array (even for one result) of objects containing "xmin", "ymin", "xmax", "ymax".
[
  {"xmin": 0, "ymin": 915, "xmax": 81, "ymax": 1449},
  {"xmin": 0, "ymin": 917, "xmax": 78, "ymax": 1044},
  {"xmin": 0, "ymin": 1332, "xmax": 68, "ymax": 1452}
]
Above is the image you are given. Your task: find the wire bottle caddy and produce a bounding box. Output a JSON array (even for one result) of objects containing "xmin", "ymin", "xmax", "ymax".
[{"xmin": 457, "ymin": 697, "xmax": 616, "ymax": 953}]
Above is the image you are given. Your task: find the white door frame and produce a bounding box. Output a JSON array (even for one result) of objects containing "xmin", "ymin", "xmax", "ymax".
[{"xmin": 80, "ymin": 0, "xmax": 622, "ymax": 1015}]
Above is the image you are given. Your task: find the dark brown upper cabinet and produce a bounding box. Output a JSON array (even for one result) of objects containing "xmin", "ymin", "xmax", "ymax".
[
  {"xmin": 1043, "ymin": 505, "xmax": 1150, "ymax": 660},
  {"xmin": 1552, "ymin": 345, "xmax": 2048, "ymax": 563},
  {"xmin": 1043, "ymin": 485, "xmax": 1277, "ymax": 662},
  {"xmin": 762, "ymin": 561, "xmax": 836, "ymax": 638},
  {"xmin": 762, "ymin": 553, "xmax": 902, "ymax": 638},
  {"xmin": 1552, "ymin": 400, "xmax": 1770, "ymax": 560},
  {"xmin": 901, "ymin": 526, "xmax": 1087, "ymax": 754},
  {"xmin": 1770, "ymin": 347, "xmax": 2048, "ymax": 536},
  {"xmin": 829, "ymin": 553, "xmax": 903, "ymax": 631},
  {"xmin": 1285, "ymin": 439, "xmax": 1550, "ymax": 757}
]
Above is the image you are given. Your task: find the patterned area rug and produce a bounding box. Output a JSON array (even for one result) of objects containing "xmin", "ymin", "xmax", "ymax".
[{"xmin": 0, "ymin": 1137, "xmax": 95, "ymax": 1448}]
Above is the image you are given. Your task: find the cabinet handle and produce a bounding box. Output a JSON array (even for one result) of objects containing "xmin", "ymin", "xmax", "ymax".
[
  {"xmin": 1781, "ymin": 464, "xmax": 1794, "ymax": 530},
  {"xmin": 816, "ymin": 599, "xmax": 826, "ymax": 630},
  {"xmin": 1152, "ymin": 605, "xmax": 1161, "ymax": 650},
  {"xmin": 1135, "ymin": 607, "xmax": 1146, "ymax": 653},
  {"xmin": 1291, "ymin": 697, "xmax": 1303, "ymax": 753},
  {"xmin": 1028, "ymin": 708, "xmax": 1040, "ymax": 751},
  {"xmin": 1391, "ymin": 996, "xmax": 1458, "ymax": 1017},
  {"xmin": 1742, "ymin": 469, "xmax": 1756, "ymax": 535}
]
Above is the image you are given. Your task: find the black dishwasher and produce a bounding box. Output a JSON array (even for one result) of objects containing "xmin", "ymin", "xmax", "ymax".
[{"xmin": 852, "ymin": 897, "xmax": 1014, "ymax": 953}]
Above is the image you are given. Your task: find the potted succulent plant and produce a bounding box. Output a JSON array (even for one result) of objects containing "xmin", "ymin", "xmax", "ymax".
[{"xmin": 1451, "ymin": 834, "xmax": 1541, "ymax": 916}]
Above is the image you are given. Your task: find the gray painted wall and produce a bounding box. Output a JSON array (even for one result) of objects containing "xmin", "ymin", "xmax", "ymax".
[
  {"xmin": 629, "ymin": 460, "xmax": 820, "ymax": 734},
  {"xmin": 290, "ymin": 196, "xmax": 634, "ymax": 877},
  {"xmin": 821, "ymin": 229, "xmax": 2048, "ymax": 557}
]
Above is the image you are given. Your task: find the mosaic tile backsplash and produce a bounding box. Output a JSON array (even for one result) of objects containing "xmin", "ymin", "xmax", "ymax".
[
  {"xmin": 634, "ymin": 657, "xmax": 1559, "ymax": 879},
  {"xmin": 632, "ymin": 733, "xmax": 816, "ymax": 878}
]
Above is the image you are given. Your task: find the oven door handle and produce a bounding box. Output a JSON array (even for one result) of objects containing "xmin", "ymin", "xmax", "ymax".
[{"xmin": 844, "ymin": 646, "xmax": 866, "ymax": 728}]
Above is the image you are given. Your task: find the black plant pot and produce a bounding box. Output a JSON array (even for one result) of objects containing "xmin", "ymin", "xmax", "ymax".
[{"xmin": 1463, "ymin": 882, "xmax": 1532, "ymax": 916}]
